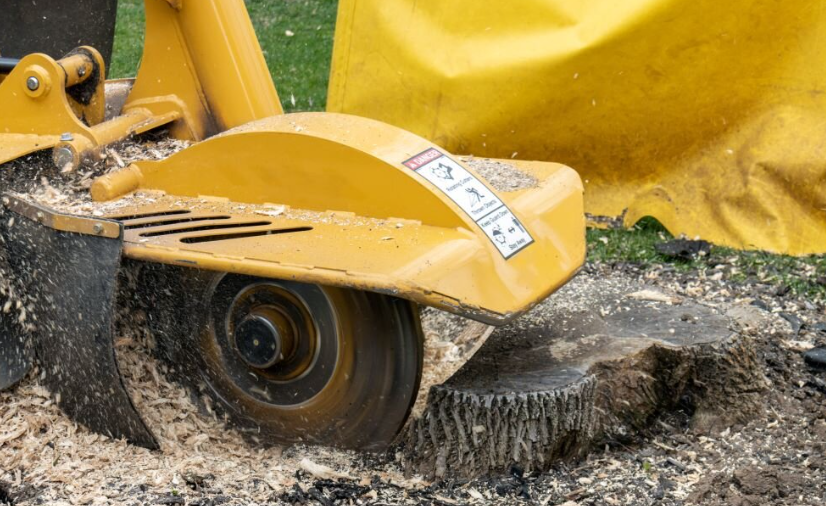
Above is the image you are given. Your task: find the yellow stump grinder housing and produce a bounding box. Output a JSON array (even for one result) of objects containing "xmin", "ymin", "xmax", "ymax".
[{"xmin": 0, "ymin": 0, "xmax": 585, "ymax": 450}]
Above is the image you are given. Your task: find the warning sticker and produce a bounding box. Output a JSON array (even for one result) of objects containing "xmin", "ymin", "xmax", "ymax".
[
  {"xmin": 476, "ymin": 206, "xmax": 534, "ymax": 258},
  {"xmin": 404, "ymin": 148, "xmax": 534, "ymax": 259}
]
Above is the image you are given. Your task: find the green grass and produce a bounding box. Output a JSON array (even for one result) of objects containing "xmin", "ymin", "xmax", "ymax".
[
  {"xmin": 588, "ymin": 218, "xmax": 826, "ymax": 302},
  {"xmin": 110, "ymin": 0, "xmax": 338, "ymax": 113},
  {"xmin": 110, "ymin": 1, "xmax": 826, "ymax": 302},
  {"xmin": 587, "ymin": 218, "xmax": 674, "ymax": 266},
  {"xmin": 110, "ymin": 0, "xmax": 145, "ymax": 79}
]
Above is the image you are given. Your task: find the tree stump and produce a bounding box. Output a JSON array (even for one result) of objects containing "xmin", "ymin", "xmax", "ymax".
[{"xmin": 403, "ymin": 276, "xmax": 769, "ymax": 479}]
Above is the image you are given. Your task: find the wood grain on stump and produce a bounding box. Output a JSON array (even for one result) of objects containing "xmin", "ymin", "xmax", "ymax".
[{"xmin": 403, "ymin": 276, "xmax": 768, "ymax": 479}]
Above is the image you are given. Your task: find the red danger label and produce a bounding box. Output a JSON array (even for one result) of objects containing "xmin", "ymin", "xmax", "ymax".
[{"xmin": 403, "ymin": 148, "xmax": 442, "ymax": 170}]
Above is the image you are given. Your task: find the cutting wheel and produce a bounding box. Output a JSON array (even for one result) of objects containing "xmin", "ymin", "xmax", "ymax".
[{"xmin": 144, "ymin": 266, "xmax": 423, "ymax": 451}]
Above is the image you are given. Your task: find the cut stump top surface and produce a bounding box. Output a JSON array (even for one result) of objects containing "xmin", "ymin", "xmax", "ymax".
[{"xmin": 443, "ymin": 279, "xmax": 734, "ymax": 395}]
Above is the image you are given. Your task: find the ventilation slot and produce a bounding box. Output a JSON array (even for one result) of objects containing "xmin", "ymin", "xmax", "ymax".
[
  {"xmin": 112, "ymin": 209, "xmax": 191, "ymax": 221},
  {"xmin": 140, "ymin": 221, "xmax": 272, "ymax": 238},
  {"xmin": 125, "ymin": 215, "xmax": 232, "ymax": 230},
  {"xmin": 181, "ymin": 227, "xmax": 312, "ymax": 244}
]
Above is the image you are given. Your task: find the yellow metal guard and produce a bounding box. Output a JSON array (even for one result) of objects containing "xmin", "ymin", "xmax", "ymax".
[{"xmin": 94, "ymin": 113, "xmax": 585, "ymax": 324}]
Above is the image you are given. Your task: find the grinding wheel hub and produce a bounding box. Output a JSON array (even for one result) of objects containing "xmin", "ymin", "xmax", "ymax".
[
  {"xmin": 233, "ymin": 313, "xmax": 284, "ymax": 370},
  {"xmin": 144, "ymin": 268, "xmax": 424, "ymax": 450},
  {"xmin": 218, "ymin": 281, "xmax": 335, "ymax": 403}
]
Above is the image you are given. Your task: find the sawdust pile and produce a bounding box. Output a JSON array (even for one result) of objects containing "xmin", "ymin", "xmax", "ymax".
[
  {"xmin": 0, "ymin": 132, "xmax": 488, "ymax": 503},
  {"xmin": 2, "ymin": 259, "xmax": 825, "ymax": 505},
  {"xmin": 0, "ymin": 279, "xmax": 474, "ymax": 505},
  {"xmin": 0, "ymin": 345, "xmax": 406, "ymax": 505}
]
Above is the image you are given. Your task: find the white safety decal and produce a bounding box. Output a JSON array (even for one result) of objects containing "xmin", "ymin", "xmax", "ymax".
[{"xmin": 404, "ymin": 148, "xmax": 534, "ymax": 259}]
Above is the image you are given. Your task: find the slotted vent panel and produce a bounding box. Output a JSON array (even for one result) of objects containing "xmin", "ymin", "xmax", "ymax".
[
  {"xmin": 139, "ymin": 221, "xmax": 273, "ymax": 238},
  {"xmin": 180, "ymin": 227, "xmax": 313, "ymax": 244}
]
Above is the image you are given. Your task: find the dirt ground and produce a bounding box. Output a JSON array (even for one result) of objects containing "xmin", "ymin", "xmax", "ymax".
[{"xmin": 1, "ymin": 136, "xmax": 825, "ymax": 505}]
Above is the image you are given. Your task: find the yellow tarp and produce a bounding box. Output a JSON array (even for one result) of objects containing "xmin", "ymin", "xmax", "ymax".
[{"xmin": 328, "ymin": 0, "xmax": 826, "ymax": 255}]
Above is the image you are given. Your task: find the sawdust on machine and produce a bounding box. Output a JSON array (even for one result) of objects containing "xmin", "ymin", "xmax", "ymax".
[
  {"xmin": 17, "ymin": 134, "xmax": 190, "ymax": 214},
  {"xmin": 461, "ymin": 156, "xmax": 539, "ymax": 192},
  {"xmin": 0, "ymin": 133, "xmax": 514, "ymax": 504}
]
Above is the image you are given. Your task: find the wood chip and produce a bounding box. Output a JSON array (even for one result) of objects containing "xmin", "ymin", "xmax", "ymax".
[
  {"xmin": 0, "ymin": 423, "xmax": 28, "ymax": 444},
  {"xmin": 625, "ymin": 289, "xmax": 677, "ymax": 303},
  {"xmin": 298, "ymin": 458, "xmax": 354, "ymax": 480}
]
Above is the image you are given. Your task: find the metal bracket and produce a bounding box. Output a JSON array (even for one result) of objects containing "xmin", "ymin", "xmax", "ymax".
[{"xmin": 2, "ymin": 193, "xmax": 121, "ymax": 239}]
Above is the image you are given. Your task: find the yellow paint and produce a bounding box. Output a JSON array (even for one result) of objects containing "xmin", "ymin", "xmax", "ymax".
[
  {"xmin": 95, "ymin": 113, "xmax": 585, "ymax": 323},
  {"xmin": 126, "ymin": 0, "xmax": 282, "ymax": 140},
  {"xmin": 328, "ymin": 0, "xmax": 826, "ymax": 255},
  {"xmin": 0, "ymin": 51, "xmax": 177, "ymax": 167},
  {"xmin": 1, "ymin": 0, "xmax": 586, "ymax": 323},
  {"xmin": 60, "ymin": 49, "xmax": 106, "ymax": 127},
  {"xmin": 2, "ymin": 194, "xmax": 120, "ymax": 239},
  {"xmin": 0, "ymin": 54, "xmax": 93, "ymax": 165},
  {"xmin": 1, "ymin": 0, "xmax": 281, "ymax": 166}
]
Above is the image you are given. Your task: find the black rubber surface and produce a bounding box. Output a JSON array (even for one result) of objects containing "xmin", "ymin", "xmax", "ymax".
[
  {"xmin": 0, "ymin": 205, "xmax": 157, "ymax": 448},
  {"xmin": 0, "ymin": 0, "xmax": 118, "ymax": 74},
  {"xmin": 0, "ymin": 244, "xmax": 31, "ymax": 391}
]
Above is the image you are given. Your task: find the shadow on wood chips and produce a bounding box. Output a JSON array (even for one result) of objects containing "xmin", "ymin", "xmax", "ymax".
[{"xmin": 0, "ymin": 481, "xmax": 14, "ymax": 505}]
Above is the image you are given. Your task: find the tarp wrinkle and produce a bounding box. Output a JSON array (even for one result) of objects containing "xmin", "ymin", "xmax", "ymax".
[{"xmin": 329, "ymin": 0, "xmax": 826, "ymax": 255}]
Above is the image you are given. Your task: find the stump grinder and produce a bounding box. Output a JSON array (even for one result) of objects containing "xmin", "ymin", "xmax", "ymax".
[{"xmin": 0, "ymin": 0, "xmax": 585, "ymax": 450}]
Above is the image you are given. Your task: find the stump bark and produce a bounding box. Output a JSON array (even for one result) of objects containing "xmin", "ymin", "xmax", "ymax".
[{"xmin": 403, "ymin": 277, "xmax": 769, "ymax": 479}]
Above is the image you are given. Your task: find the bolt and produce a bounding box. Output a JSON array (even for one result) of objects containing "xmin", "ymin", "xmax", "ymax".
[
  {"xmin": 26, "ymin": 76, "xmax": 40, "ymax": 91},
  {"xmin": 36, "ymin": 211, "xmax": 44, "ymax": 221},
  {"xmin": 59, "ymin": 133, "xmax": 74, "ymax": 142},
  {"xmin": 93, "ymin": 223, "xmax": 105, "ymax": 235},
  {"xmin": 77, "ymin": 66, "xmax": 87, "ymax": 77},
  {"xmin": 54, "ymin": 146, "xmax": 75, "ymax": 170}
]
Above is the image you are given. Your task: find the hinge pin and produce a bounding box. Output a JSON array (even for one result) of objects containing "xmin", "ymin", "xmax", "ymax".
[{"xmin": 26, "ymin": 76, "xmax": 40, "ymax": 91}]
